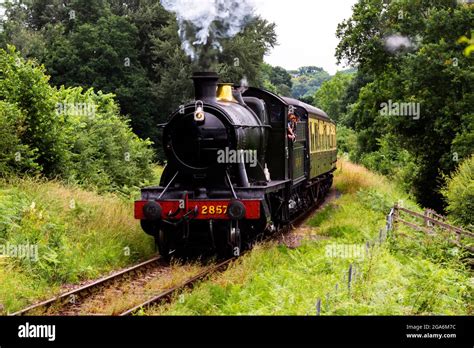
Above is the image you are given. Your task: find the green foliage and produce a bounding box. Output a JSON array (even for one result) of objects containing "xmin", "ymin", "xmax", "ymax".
[
  {"xmin": 441, "ymin": 155, "xmax": 474, "ymax": 228},
  {"xmin": 0, "ymin": 45, "xmax": 69, "ymax": 176},
  {"xmin": 0, "ymin": 178, "xmax": 155, "ymax": 312},
  {"xmin": 290, "ymin": 66, "xmax": 331, "ymax": 99},
  {"xmin": 359, "ymin": 135, "xmax": 419, "ymax": 195},
  {"xmin": 313, "ymin": 71, "xmax": 355, "ymax": 123},
  {"xmin": 336, "ymin": 125, "xmax": 358, "ymax": 159},
  {"xmin": 1, "ymin": 0, "xmax": 277, "ymax": 161},
  {"xmin": 217, "ymin": 19, "xmax": 277, "ymax": 86},
  {"xmin": 0, "ymin": 101, "xmax": 40, "ymax": 175},
  {"xmin": 334, "ymin": 0, "xmax": 474, "ymax": 210},
  {"xmin": 0, "ymin": 46, "xmax": 154, "ymax": 193},
  {"xmin": 259, "ymin": 63, "xmax": 292, "ymax": 96},
  {"xmin": 55, "ymin": 86, "xmax": 155, "ymax": 193}
]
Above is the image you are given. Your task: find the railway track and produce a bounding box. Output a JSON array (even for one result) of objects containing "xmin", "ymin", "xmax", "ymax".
[
  {"xmin": 119, "ymin": 194, "xmax": 328, "ymax": 316},
  {"xmin": 12, "ymin": 190, "xmax": 332, "ymax": 316},
  {"xmin": 10, "ymin": 255, "xmax": 164, "ymax": 316},
  {"xmin": 119, "ymin": 257, "xmax": 236, "ymax": 315}
]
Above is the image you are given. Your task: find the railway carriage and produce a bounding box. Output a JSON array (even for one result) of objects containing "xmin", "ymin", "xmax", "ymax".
[{"xmin": 134, "ymin": 72, "xmax": 337, "ymax": 258}]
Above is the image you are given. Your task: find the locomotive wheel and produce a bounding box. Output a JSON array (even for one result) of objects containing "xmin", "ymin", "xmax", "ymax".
[
  {"xmin": 214, "ymin": 220, "xmax": 242, "ymax": 258},
  {"xmin": 156, "ymin": 230, "xmax": 173, "ymax": 260},
  {"xmin": 228, "ymin": 220, "xmax": 242, "ymax": 258},
  {"xmin": 141, "ymin": 220, "xmax": 159, "ymax": 237}
]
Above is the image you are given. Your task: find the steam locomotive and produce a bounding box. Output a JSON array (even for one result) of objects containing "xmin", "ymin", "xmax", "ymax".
[{"xmin": 134, "ymin": 72, "xmax": 337, "ymax": 258}]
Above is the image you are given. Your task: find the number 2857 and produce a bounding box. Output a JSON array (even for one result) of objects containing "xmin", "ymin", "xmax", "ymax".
[{"xmin": 201, "ymin": 205, "xmax": 227, "ymax": 215}]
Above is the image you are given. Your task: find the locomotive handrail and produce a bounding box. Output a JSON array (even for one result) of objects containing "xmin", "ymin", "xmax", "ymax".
[
  {"xmin": 232, "ymin": 124, "xmax": 272, "ymax": 129},
  {"xmin": 226, "ymin": 171, "xmax": 238, "ymax": 199},
  {"xmin": 158, "ymin": 171, "xmax": 179, "ymax": 199}
]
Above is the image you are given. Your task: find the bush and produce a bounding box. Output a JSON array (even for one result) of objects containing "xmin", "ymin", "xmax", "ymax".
[
  {"xmin": 0, "ymin": 101, "xmax": 40, "ymax": 176},
  {"xmin": 0, "ymin": 45, "xmax": 155, "ymax": 193},
  {"xmin": 359, "ymin": 135, "xmax": 419, "ymax": 195},
  {"xmin": 442, "ymin": 155, "xmax": 474, "ymax": 229},
  {"xmin": 55, "ymin": 87, "xmax": 155, "ymax": 193},
  {"xmin": 336, "ymin": 125, "xmax": 357, "ymax": 160},
  {"xmin": 0, "ymin": 178, "xmax": 155, "ymax": 312},
  {"xmin": 0, "ymin": 45, "xmax": 68, "ymax": 176}
]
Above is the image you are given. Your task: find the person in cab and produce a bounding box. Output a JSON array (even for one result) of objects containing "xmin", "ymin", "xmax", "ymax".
[{"xmin": 287, "ymin": 113, "xmax": 298, "ymax": 142}]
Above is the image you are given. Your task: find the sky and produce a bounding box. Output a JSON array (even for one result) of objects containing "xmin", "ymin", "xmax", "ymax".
[{"xmin": 254, "ymin": 0, "xmax": 358, "ymax": 74}]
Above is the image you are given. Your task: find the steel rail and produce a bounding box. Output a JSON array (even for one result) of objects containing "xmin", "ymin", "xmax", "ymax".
[
  {"xmin": 119, "ymin": 257, "xmax": 235, "ymax": 316},
  {"xmin": 11, "ymin": 255, "xmax": 163, "ymax": 316},
  {"xmin": 120, "ymin": 188, "xmax": 330, "ymax": 316}
]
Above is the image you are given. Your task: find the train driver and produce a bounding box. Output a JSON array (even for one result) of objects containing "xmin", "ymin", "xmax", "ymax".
[{"xmin": 287, "ymin": 113, "xmax": 298, "ymax": 142}]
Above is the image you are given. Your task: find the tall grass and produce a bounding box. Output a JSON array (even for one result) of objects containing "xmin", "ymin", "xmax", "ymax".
[
  {"xmin": 149, "ymin": 159, "xmax": 472, "ymax": 315},
  {"xmin": 0, "ymin": 177, "xmax": 155, "ymax": 313}
]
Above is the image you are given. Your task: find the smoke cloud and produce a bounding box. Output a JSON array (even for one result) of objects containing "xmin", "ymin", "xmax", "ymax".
[
  {"xmin": 383, "ymin": 34, "xmax": 416, "ymax": 53},
  {"xmin": 161, "ymin": 0, "xmax": 256, "ymax": 68}
]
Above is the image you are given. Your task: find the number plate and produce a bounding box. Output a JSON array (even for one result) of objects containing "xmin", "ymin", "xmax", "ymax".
[{"xmin": 200, "ymin": 204, "xmax": 228, "ymax": 217}]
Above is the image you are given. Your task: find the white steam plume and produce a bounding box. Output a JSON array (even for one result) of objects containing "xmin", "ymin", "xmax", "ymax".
[
  {"xmin": 160, "ymin": 0, "xmax": 256, "ymax": 61},
  {"xmin": 238, "ymin": 76, "xmax": 249, "ymax": 93},
  {"xmin": 383, "ymin": 34, "xmax": 416, "ymax": 53}
]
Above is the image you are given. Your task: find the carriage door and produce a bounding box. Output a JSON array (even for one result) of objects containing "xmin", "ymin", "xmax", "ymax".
[{"xmin": 290, "ymin": 105, "xmax": 307, "ymax": 183}]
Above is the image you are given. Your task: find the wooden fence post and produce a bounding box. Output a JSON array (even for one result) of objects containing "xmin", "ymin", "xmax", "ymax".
[{"xmin": 348, "ymin": 264, "xmax": 353, "ymax": 291}]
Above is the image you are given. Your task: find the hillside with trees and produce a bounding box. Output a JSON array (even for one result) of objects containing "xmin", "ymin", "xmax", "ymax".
[
  {"xmin": 289, "ymin": 66, "xmax": 331, "ymax": 103},
  {"xmin": 313, "ymin": 0, "xmax": 473, "ymax": 219}
]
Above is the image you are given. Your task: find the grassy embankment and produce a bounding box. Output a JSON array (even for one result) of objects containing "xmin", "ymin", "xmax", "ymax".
[
  {"xmin": 0, "ymin": 167, "xmax": 164, "ymax": 313},
  {"xmin": 149, "ymin": 159, "xmax": 472, "ymax": 315}
]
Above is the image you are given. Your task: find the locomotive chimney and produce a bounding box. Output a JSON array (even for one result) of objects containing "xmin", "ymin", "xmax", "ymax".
[{"xmin": 192, "ymin": 71, "xmax": 219, "ymax": 103}]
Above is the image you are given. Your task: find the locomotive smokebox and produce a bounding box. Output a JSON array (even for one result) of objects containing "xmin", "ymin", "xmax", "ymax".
[{"xmin": 192, "ymin": 71, "xmax": 219, "ymax": 103}]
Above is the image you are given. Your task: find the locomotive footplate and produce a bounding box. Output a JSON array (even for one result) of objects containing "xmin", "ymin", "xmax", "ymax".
[
  {"xmin": 135, "ymin": 179, "xmax": 292, "ymax": 223},
  {"xmin": 135, "ymin": 198, "xmax": 261, "ymax": 221}
]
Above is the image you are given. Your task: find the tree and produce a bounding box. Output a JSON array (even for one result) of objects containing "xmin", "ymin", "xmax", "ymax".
[
  {"xmin": 313, "ymin": 71, "xmax": 355, "ymax": 123},
  {"xmin": 0, "ymin": 45, "xmax": 68, "ymax": 175},
  {"xmin": 442, "ymin": 155, "xmax": 474, "ymax": 229},
  {"xmin": 335, "ymin": 0, "xmax": 473, "ymax": 210},
  {"xmin": 216, "ymin": 18, "xmax": 277, "ymax": 86},
  {"xmin": 0, "ymin": 46, "xmax": 154, "ymax": 190},
  {"xmin": 1, "ymin": 1, "xmax": 277, "ymax": 161},
  {"xmin": 291, "ymin": 67, "xmax": 331, "ymax": 99},
  {"xmin": 260, "ymin": 63, "xmax": 292, "ymax": 96}
]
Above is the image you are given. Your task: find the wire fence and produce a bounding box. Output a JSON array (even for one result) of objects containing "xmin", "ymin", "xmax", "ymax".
[
  {"xmin": 309, "ymin": 219, "xmax": 391, "ymax": 316},
  {"xmin": 307, "ymin": 202, "xmax": 473, "ymax": 315}
]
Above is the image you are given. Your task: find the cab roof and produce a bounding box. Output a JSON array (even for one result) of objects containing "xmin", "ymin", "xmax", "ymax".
[{"xmin": 281, "ymin": 97, "xmax": 333, "ymax": 122}]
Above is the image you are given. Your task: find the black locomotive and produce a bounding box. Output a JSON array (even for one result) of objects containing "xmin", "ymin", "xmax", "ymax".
[{"xmin": 134, "ymin": 72, "xmax": 337, "ymax": 258}]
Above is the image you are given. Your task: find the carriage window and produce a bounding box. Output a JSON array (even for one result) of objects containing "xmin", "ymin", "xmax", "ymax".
[
  {"xmin": 322, "ymin": 123, "xmax": 325, "ymax": 150},
  {"xmin": 326, "ymin": 123, "xmax": 330, "ymax": 150},
  {"xmin": 328, "ymin": 125, "xmax": 331, "ymax": 149},
  {"xmin": 326, "ymin": 124, "xmax": 329, "ymax": 149},
  {"xmin": 332, "ymin": 125, "xmax": 336, "ymax": 149},
  {"xmin": 318, "ymin": 121, "xmax": 323, "ymax": 150},
  {"xmin": 310, "ymin": 119, "xmax": 318, "ymax": 153},
  {"xmin": 322, "ymin": 122, "xmax": 326, "ymax": 150},
  {"xmin": 331, "ymin": 125, "xmax": 334, "ymax": 149},
  {"xmin": 329, "ymin": 125, "xmax": 332, "ymax": 148},
  {"xmin": 329, "ymin": 124, "xmax": 333, "ymax": 148}
]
